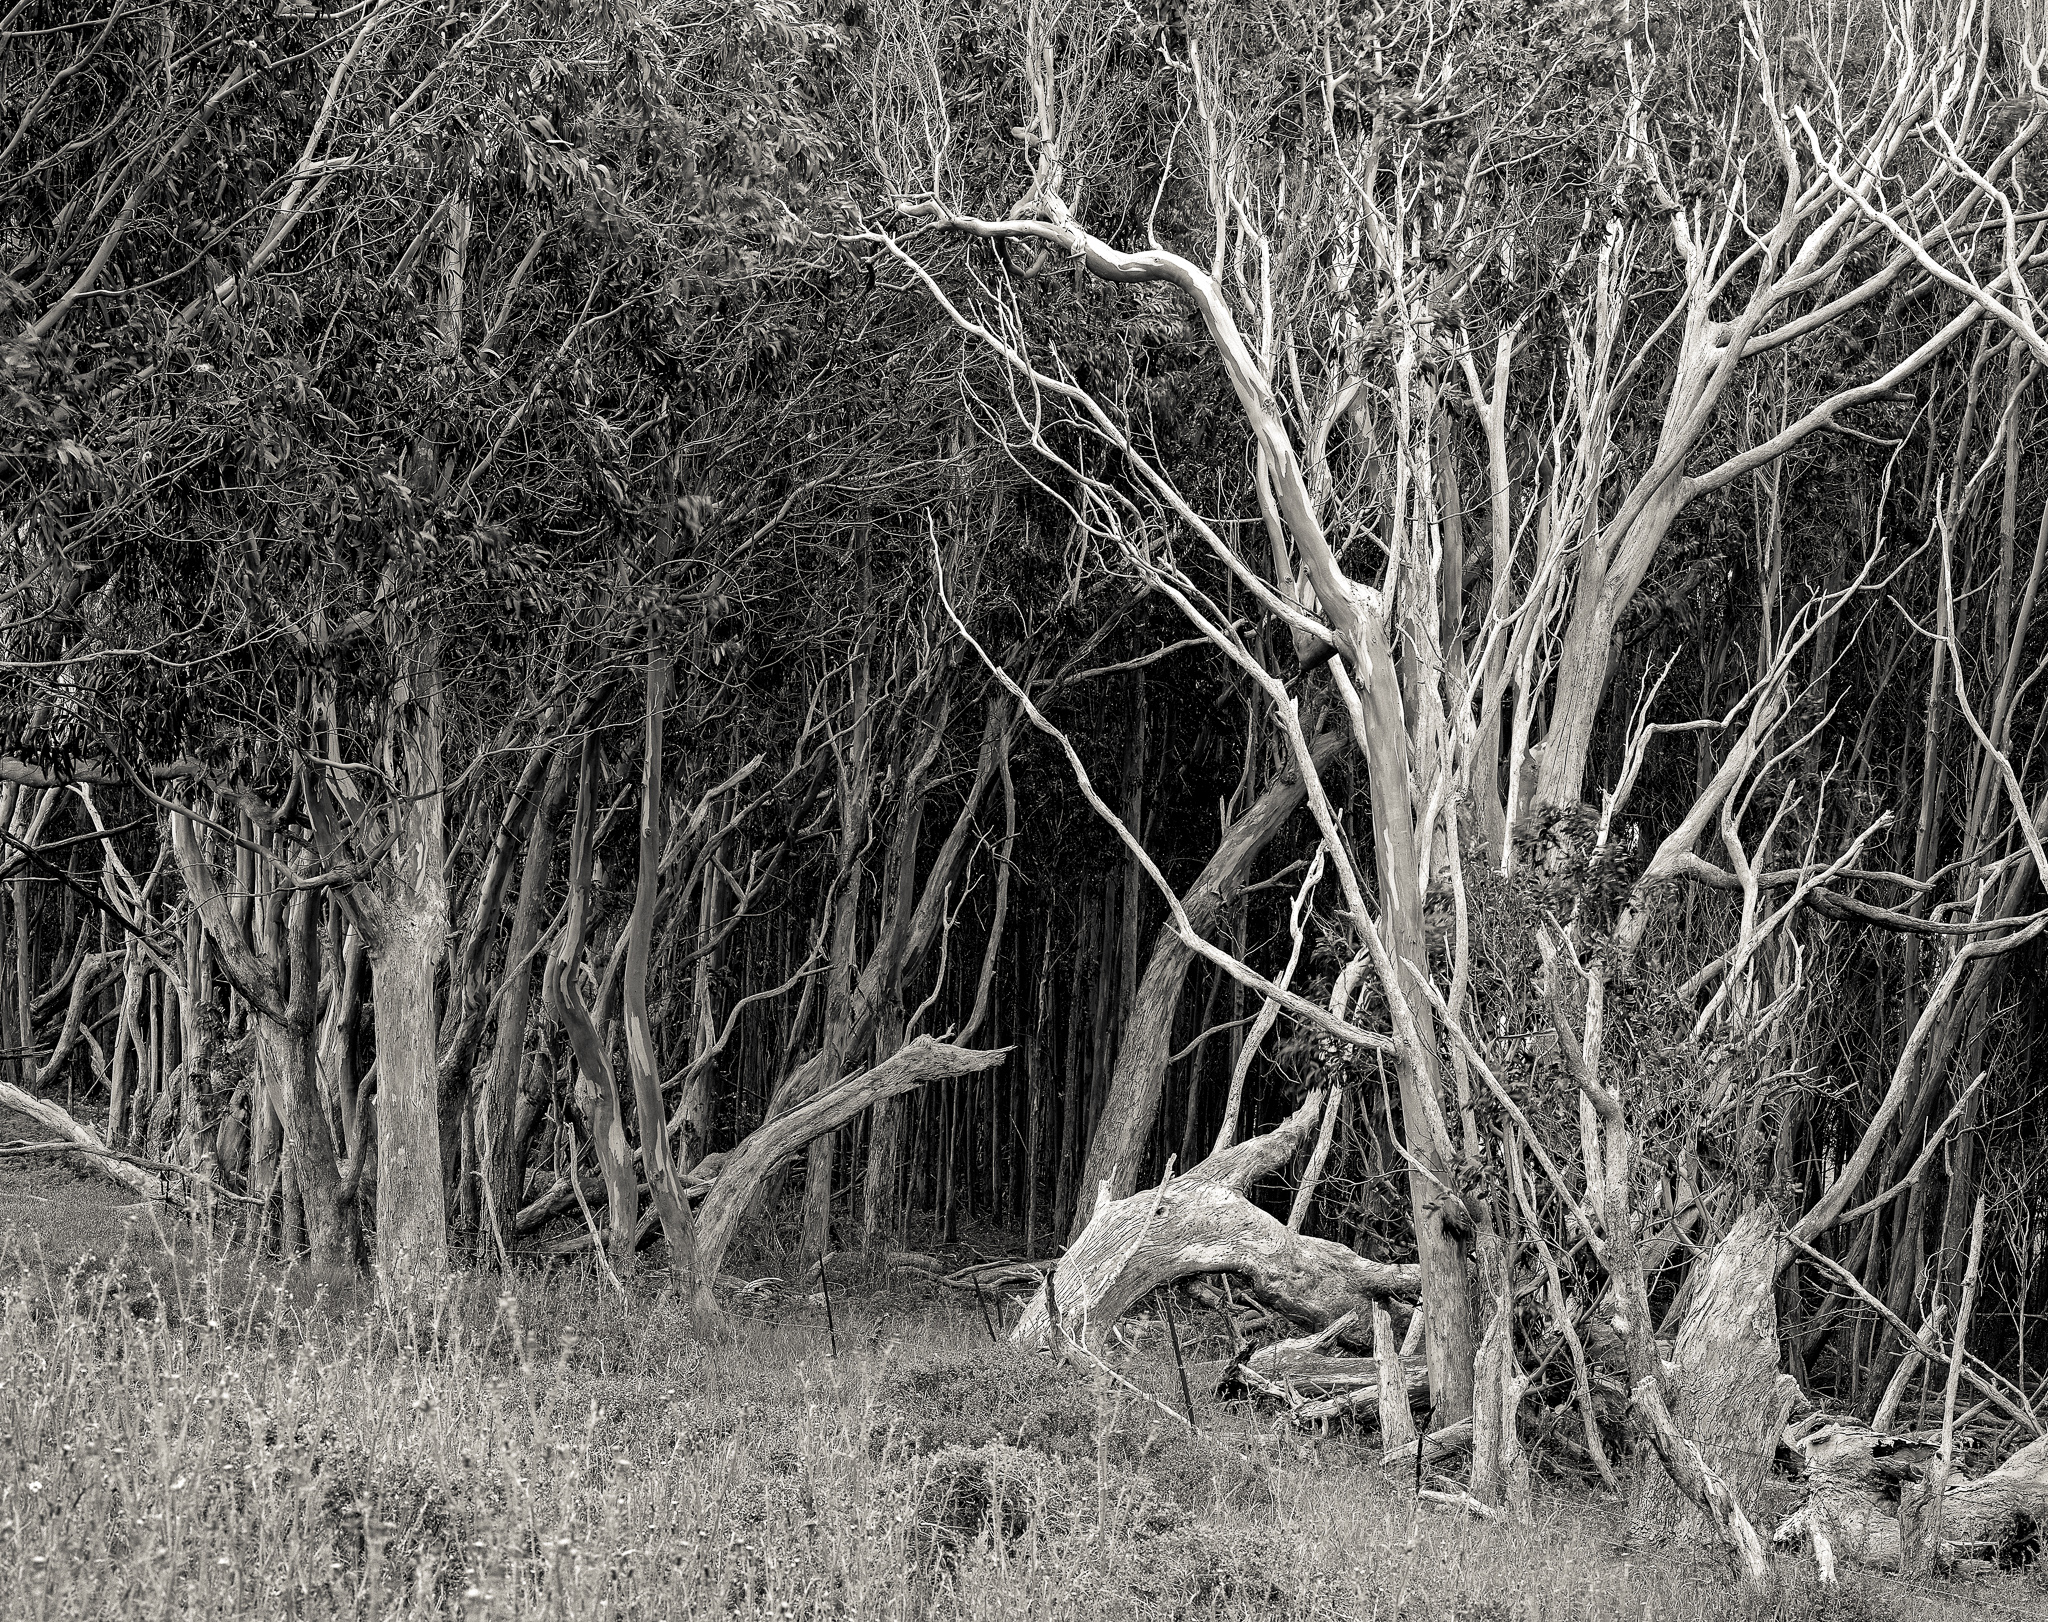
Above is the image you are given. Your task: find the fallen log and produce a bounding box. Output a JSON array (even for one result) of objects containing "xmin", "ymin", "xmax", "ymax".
[
  {"xmin": 1773, "ymin": 1422, "xmax": 1909, "ymax": 1579},
  {"xmin": 0, "ymin": 1083, "xmax": 166, "ymax": 1200},
  {"xmin": 1418, "ymin": 1487, "xmax": 1503, "ymax": 1520},
  {"xmin": 1012, "ymin": 1090, "xmax": 1419, "ymax": 1349},
  {"xmin": 1014, "ymin": 1177, "xmax": 1420, "ymax": 1350},
  {"xmin": 1380, "ymin": 1416, "xmax": 1474, "ymax": 1471},
  {"xmin": 1245, "ymin": 1312, "xmax": 1376, "ymax": 1393},
  {"xmin": 1780, "ymin": 1421, "xmax": 2048, "ymax": 1576},
  {"xmin": 938, "ymin": 1259, "xmax": 1048, "ymax": 1295},
  {"xmin": 1920, "ymin": 1431, "xmax": 2048, "ymax": 1566},
  {"xmin": 1231, "ymin": 1312, "xmax": 1432, "ymax": 1422}
]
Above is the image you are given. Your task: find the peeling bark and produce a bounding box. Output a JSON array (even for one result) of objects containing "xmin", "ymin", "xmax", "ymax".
[{"xmin": 1629, "ymin": 1208, "xmax": 1785, "ymax": 1541}]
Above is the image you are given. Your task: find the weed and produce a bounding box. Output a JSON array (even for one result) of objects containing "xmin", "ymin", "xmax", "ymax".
[{"xmin": 0, "ymin": 1165, "xmax": 2024, "ymax": 1622}]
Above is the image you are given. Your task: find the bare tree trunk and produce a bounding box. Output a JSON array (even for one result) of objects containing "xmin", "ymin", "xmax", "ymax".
[
  {"xmin": 476, "ymin": 747, "xmax": 571, "ymax": 1262},
  {"xmin": 1072, "ymin": 730, "xmax": 1343, "ymax": 1233},
  {"xmin": 623, "ymin": 565, "xmax": 716, "ymax": 1321},
  {"xmin": 173, "ymin": 811, "xmax": 358, "ymax": 1268},
  {"xmin": 1628, "ymin": 1208, "xmax": 1787, "ymax": 1542},
  {"xmin": 1469, "ymin": 1230, "xmax": 1531, "ymax": 1520},
  {"xmin": 369, "ymin": 895, "xmax": 449, "ymax": 1285},
  {"xmin": 366, "ymin": 624, "xmax": 451, "ymax": 1289},
  {"xmin": 678, "ymin": 849, "xmax": 726, "ymax": 1168}
]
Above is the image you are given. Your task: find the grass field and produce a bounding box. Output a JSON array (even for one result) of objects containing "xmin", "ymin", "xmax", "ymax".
[{"xmin": 0, "ymin": 1116, "xmax": 2036, "ymax": 1621}]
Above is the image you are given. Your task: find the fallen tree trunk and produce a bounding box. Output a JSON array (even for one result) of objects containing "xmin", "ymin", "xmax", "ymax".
[
  {"xmin": 0, "ymin": 1083, "xmax": 165, "ymax": 1199},
  {"xmin": 1227, "ymin": 1310, "xmax": 1431, "ymax": 1423},
  {"xmin": 1244, "ymin": 1313, "xmax": 1428, "ymax": 1399},
  {"xmin": 1918, "ymin": 1432, "xmax": 2048, "ymax": 1567},
  {"xmin": 1381, "ymin": 1416, "xmax": 1474, "ymax": 1471},
  {"xmin": 1779, "ymin": 1422, "xmax": 2048, "ymax": 1577},
  {"xmin": 1013, "ymin": 1091, "xmax": 1419, "ymax": 1349}
]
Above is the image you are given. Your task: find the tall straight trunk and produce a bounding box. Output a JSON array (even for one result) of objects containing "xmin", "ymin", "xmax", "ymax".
[
  {"xmin": 12, "ymin": 875, "xmax": 30, "ymax": 1086},
  {"xmin": 1086, "ymin": 880, "xmax": 1117, "ymax": 1146},
  {"xmin": 1025, "ymin": 1016, "xmax": 1044, "ymax": 1254},
  {"xmin": 244, "ymin": 1082, "xmax": 282, "ymax": 1246},
  {"xmin": 1071, "ymin": 730, "xmax": 1343, "ymax": 1233},
  {"xmin": 1114, "ymin": 669, "xmax": 1146, "ymax": 1045},
  {"xmin": 370, "ymin": 898, "xmax": 448, "ymax": 1283},
  {"xmin": 144, "ymin": 983, "xmax": 160, "ymax": 1147},
  {"xmin": 366, "ymin": 623, "xmax": 452, "ymax": 1288},
  {"xmin": 623, "ymin": 545, "xmax": 715, "ymax": 1321},
  {"xmin": 177, "ymin": 912, "xmax": 206, "ymax": 1166},
  {"xmin": 797, "ymin": 660, "xmax": 878, "ymax": 1263},
  {"xmin": 0, "ymin": 785, "xmax": 14, "ymax": 1085},
  {"xmin": 1053, "ymin": 897, "xmax": 1090, "ymax": 1238},
  {"xmin": 476, "ymin": 747, "xmax": 571, "ymax": 1260},
  {"xmin": 679, "ymin": 852, "xmax": 726, "ymax": 1168},
  {"xmin": 281, "ymin": 1149, "xmax": 305, "ymax": 1260}
]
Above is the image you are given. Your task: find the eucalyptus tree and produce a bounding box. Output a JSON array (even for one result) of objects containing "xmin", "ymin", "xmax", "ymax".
[
  {"xmin": 857, "ymin": 0, "xmax": 2046, "ymax": 1537},
  {"xmin": 0, "ymin": 0, "xmax": 864, "ymax": 1284}
]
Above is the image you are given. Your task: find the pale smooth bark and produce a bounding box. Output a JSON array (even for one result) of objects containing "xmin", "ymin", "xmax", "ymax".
[{"xmin": 1074, "ymin": 729, "xmax": 1343, "ymax": 1232}]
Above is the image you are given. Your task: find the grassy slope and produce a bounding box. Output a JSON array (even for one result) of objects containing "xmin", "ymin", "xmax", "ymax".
[{"xmin": 0, "ymin": 1111, "xmax": 2034, "ymax": 1621}]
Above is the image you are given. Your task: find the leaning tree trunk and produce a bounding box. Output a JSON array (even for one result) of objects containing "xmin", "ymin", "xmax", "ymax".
[
  {"xmin": 694, "ymin": 1036, "xmax": 1008, "ymax": 1281},
  {"xmin": 1629, "ymin": 1207, "xmax": 1791, "ymax": 1542},
  {"xmin": 1071, "ymin": 729, "xmax": 1344, "ymax": 1235}
]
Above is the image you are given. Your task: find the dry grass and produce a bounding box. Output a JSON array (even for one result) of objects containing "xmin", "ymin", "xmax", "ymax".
[{"xmin": 0, "ymin": 1143, "xmax": 2035, "ymax": 1620}]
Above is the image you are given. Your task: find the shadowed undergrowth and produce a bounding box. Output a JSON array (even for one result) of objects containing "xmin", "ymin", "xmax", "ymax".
[{"xmin": 0, "ymin": 1187, "xmax": 2029, "ymax": 1621}]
